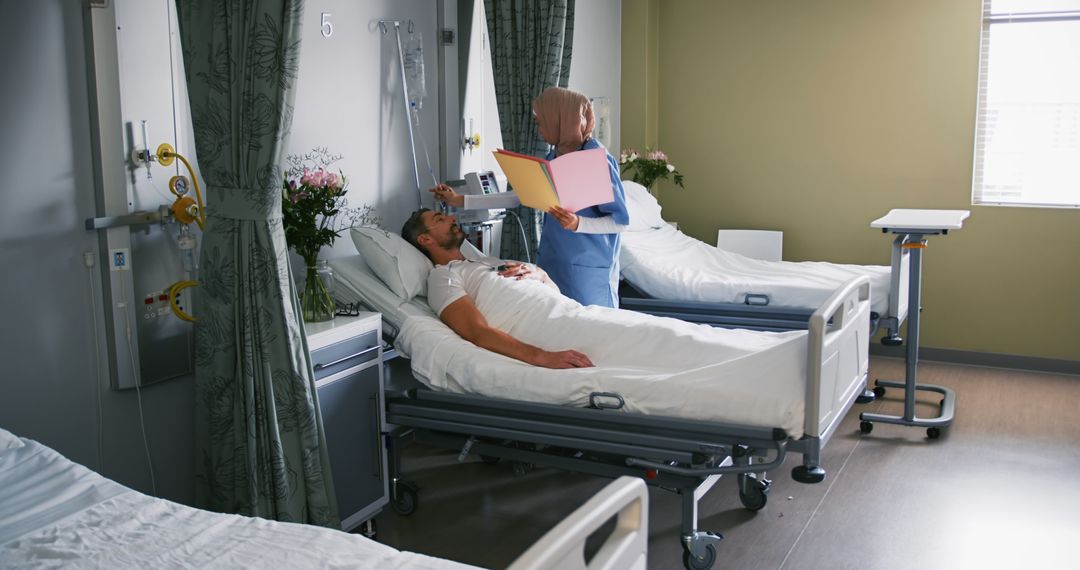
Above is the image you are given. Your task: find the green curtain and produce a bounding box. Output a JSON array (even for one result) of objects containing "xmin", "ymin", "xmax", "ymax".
[
  {"xmin": 177, "ymin": 0, "xmax": 339, "ymax": 527},
  {"xmin": 485, "ymin": 0, "xmax": 575, "ymax": 262}
]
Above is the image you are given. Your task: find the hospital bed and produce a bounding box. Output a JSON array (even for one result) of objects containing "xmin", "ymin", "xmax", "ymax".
[
  {"xmin": 329, "ymin": 235, "xmax": 872, "ymax": 570},
  {"xmin": 618, "ymin": 181, "xmax": 910, "ymax": 343},
  {"xmin": 0, "ymin": 426, "xmax": 648, "ymax": 569}
]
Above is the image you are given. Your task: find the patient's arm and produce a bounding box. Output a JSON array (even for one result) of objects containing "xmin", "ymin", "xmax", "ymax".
[{"xmin": 440, "ymin": 296, "xmax": 593, "ymax": 369}]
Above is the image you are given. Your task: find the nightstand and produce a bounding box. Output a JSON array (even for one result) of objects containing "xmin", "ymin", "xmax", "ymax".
[{"xmin": 305, "ymin": 313, "xmax": 387, "ymax": 531}]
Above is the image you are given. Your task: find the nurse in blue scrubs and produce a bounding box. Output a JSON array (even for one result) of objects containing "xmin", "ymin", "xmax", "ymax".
[
  {"xmin": 531, "ymin": 87, "xmax": 629, "ymax": 308},
  {"xmin": 429, "ymin": 87, "xmax": 629, "ymax": 307}
]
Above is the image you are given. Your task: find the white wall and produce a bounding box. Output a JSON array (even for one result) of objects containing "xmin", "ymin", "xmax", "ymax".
[
  {"xmin": 568, "ymin": 0, "xmax": 622, "ymax": 154},
  {"xmin": 291, "ymin": 1, "xmax": 441, "ymax": 265}
]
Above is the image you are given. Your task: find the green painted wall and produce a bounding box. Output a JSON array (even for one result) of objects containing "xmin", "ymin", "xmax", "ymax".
[{"xmin": 622, "ymin": 0, "xmax": 1080, "ymax": 361}]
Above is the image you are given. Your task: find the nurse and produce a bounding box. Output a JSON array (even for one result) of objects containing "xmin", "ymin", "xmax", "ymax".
[{"xmin": 430, "ymin": 87, "xmax": 629, "ymax": 307}]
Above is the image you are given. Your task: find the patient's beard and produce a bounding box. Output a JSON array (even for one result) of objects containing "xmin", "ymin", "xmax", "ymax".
[{"xmin": 439, "ymin": 226, "xmax": 466, "ymax": 250}]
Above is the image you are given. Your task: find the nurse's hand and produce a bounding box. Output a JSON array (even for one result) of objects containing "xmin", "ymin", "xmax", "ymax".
[
  {"xmin": 547, "ymin": 206, "xmax": 579, "ymax": 231},
  {"xmin": 429, "ymin": 184, "xmax": 465, "ymax": 207},
  {"xmin": 535, "ymin": 349, "xmax": 594, "ymax": 369}
]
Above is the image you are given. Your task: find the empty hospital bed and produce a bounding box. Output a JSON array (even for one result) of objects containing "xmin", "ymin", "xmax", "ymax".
[
  {"xmin": 329, "ymin": 231, "xmax": 872, "ymax": 570},
  {"xmin": 0, "ymin": 426, "xmax": 648, "ymax": 570},
  {"xmin": 618, "ymin": 181, "xmax": 909, "ymax": 343}
]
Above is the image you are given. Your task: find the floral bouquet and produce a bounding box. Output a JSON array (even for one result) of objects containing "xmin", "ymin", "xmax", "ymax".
[
  {"xmin": 282, "ymin": 147, "xmax": 377, "ymax": 322},
  {"xmin": 619, "ymin": 148, "xmax": 685, "ymax": 191}
]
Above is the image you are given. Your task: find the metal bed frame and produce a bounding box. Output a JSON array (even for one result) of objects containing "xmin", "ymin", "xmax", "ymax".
[{"xmin": 379, "ymin": 277, "xmax": 872, "ymax": 570}]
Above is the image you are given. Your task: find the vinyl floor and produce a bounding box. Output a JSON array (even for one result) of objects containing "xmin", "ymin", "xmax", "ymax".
[{"xmin": 370, "ymin": 357, "xmax": 1080, "ymax": 569}]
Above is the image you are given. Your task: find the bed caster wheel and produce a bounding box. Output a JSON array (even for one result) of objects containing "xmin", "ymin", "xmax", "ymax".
[
  {"xmin": 873, "ymin": 386, "xmax": 887, "ymax": 398},
  {"xmin": 391, "ymin": 481, "xmax": 419, "ymax": 516},
  {"xmin": 881, "ymin": 336, "xmax": 903, "ymax": 346},
  {"xmin": 855, "ymin": 389, "xmax": 876, "ymax": 404},
  {"xmin": 511, "ymin": 461, "xmax": 535, "ymax": 477},
  {"xmin": 737, "ymin": 473, "xmax": 771, "ymax": 511},
  {"xmin": 682, "ymin": 543, "xmax": 717, "ymax": 570},
  {"xmin": 860, "ymin": 420, "xmax": 874, "ymax": 434},
  {"xmin": 792, "ymin": 464, "xmax": 825, "ymax": 484},
  {"xmin": 479, "ymin": 454, "xmax": 500, "ymax": 465},
  {"xmin": 926, "ymin": 427, "xmax": 942, "ymax": 440}
]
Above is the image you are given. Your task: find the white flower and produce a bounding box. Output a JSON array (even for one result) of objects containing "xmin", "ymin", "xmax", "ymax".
[
  {"xmin": 666, "ymin": 164, "xmax": 675, "ymax": 172},
  {"xmin": 629, "ymin": 152, "xmax": 638, "ymax": 161}
]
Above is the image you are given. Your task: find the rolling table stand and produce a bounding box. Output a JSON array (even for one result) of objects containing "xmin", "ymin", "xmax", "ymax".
[{"xmin": 859, "ymin": 209, "xmax": 970, "ymax": 439}]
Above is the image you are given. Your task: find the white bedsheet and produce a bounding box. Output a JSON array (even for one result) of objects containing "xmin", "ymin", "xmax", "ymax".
[
  {"xmin": 621, "ymin": 224, "xmax": 891, "ymax": 314},
  {"xmin": 396, "ymin": 270, "xmax": 812, "ymax": 437},
  {"xmin": 0, "ymin": 439, "xmax": 476, "ymax": 570}
]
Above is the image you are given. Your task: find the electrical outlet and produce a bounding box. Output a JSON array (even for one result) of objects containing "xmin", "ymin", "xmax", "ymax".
[{"xmin": 110, "ymin": 248, "xmax": 131, "ymax": 271}]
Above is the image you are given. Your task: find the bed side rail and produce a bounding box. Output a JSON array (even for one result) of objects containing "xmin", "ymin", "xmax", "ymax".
[
  {"xmin": 805, "ymin": 276, "xmax": 871, "ymax": 437},
  {"xmin": 507, "ymin": 477, "xmax": 649, "ymax": 570}
]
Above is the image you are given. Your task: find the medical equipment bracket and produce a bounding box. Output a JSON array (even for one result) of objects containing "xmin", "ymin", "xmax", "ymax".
[
  {"xmin": 859, "ymin": 209, "xmax": 970, "ymax": 439},
  {"xmin": 85, "ymin": 205, "xmax": 171, "ymax": 232},
  {"xmin": 379, "ymin": 19, "xmax": 423, "ymax": 205}
]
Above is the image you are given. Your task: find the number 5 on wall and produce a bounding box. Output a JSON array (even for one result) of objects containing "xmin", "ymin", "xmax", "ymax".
[{"xmin": 321, "ymin": 12, "xmax": 333, "ymax": 38}]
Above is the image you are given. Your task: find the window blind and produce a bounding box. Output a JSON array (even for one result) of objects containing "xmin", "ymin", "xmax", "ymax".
[{"xmin": 972, "ymin": 0, "xmax": 1080, "ymax": 208}]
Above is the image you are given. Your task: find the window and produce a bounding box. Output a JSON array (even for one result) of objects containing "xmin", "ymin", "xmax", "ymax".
[{"xmin": 972, "ymin": 0, "xmax": 1080, "ymax": 208}]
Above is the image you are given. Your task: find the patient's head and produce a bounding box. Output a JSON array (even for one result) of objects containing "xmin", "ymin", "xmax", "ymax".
[{"xmin": 401, "ymin": 208, "xmax": 465, "ymax": 261}]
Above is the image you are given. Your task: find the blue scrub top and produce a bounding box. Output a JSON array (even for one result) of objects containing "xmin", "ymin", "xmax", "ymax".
[{"xmin": 536, "ymin": 138, "xmax": 629, "ymax": 308}]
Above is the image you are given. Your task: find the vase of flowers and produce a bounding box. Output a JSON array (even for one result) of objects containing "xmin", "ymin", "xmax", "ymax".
[
  {"xmin": 619, "ymin": 148, "xmax": 685, "ymax": 193},
  {"xmin": 282, "ymin": 154, "xmax": 348, "ymax": 323}
]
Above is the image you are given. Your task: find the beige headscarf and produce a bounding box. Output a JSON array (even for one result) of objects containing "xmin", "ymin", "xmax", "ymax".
[{"xmin": 532, "ymin": 87, "xmax": 595, "ymax": 157}]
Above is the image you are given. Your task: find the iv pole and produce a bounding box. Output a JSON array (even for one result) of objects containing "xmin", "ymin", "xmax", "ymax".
[{"xmin": 380, "ymin": 19, "xmax": 422, "ymax": 208}]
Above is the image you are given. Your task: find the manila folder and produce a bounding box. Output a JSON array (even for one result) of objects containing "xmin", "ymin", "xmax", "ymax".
[{"xmin": 493, "ymin": 150, "xmax": 560, "ymax": 211}]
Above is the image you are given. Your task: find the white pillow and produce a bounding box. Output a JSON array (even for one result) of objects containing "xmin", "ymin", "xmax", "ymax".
[
  {"xmin": 350, "ymin": 226, "xmax": 433, "ymax": 300},
  {"xmin": 621, "ymin": 180, "xmax": 665, "ymax": 231},
  {"xmin": 0, "ymin": 427, "xmax": 24, "ymax": 452}
]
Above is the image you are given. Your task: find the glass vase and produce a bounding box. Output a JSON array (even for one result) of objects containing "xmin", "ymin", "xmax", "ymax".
[{"xmin": 302, "ymin": 260, "xmax": 335, "ymax": 323}]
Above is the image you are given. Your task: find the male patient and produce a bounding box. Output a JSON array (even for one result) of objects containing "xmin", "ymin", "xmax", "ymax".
[{"xmin": 401, "ymin": 208, "xmax": 595, "ymax": 369}]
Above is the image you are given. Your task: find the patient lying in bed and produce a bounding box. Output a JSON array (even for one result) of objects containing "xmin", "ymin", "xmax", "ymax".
[{"xmin": 401, "ymin": 208, "xmax": 804, "ymax": 371}]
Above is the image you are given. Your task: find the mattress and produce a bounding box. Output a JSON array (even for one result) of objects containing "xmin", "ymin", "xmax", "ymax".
[
  {"xmin": 0, "ymin": 438, "xmax": 476, "ymax": 569},
  {"xmin": 621, "ymin": 224, "xmax": 892, "ymax": 315},
  {"xmin": 332, "ymin": 256, "xmax": 812, "ymax": 437}
]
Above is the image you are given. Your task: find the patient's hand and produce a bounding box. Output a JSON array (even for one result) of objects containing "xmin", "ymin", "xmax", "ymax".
[
  {"xmin": 496, "ymin": 261, "xmax": 534, "ymax": 280},
  {"xmin": 535, "ymin": 349, "xmax": 594, "ymax": 369}
]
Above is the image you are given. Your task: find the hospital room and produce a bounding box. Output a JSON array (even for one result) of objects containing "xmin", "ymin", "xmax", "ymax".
[{"xmin": 2, "ymin": 0, "xmax": 1079, "ymax": 568}]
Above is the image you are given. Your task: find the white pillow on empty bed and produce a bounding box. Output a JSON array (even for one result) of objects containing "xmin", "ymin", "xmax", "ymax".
[
  {"xmin": 350, "ymin": 226, "xmax": 433, "ymax": 300},
  {"xmin": 0, "ymin": 426, "xmax": 24, "ymax": 452},
  {"xmin": 621, "ymin": 180, "xmax": 666, "ymax": 231}
]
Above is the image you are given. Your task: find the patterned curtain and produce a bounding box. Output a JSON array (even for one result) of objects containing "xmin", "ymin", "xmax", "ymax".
[
  {"xmin": 177, "ymin": 0, "xmax": 339, "ymax": 527},
  {"xmin": 485, "ymin": 0, "xmax": 575, "ymax": 262}
]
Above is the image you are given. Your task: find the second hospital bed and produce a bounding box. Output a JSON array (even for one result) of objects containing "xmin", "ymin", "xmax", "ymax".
[
  {"xmin": 618, "ymin": 181, "xmax": 910, "ymax": 343},
  {"xmin": 0, "ymin": 426, "xmax": 649, "ymax": 570},
  {"xmin": 329, "ymin": 233, "xmax": 872, "ymax": 570}
]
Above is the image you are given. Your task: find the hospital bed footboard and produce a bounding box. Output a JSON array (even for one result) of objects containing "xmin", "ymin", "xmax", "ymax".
[{"xmin": 385, "ymin": 388, "xmax": 793, "ymax": 570}]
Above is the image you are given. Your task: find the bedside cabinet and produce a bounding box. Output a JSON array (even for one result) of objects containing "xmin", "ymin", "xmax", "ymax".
[{"xmin": 305, "ymin": 313, "xmax": 387, "ymax": 531}]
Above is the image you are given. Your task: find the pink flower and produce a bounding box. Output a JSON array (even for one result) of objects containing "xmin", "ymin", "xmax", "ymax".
[
  {"xmin": 646, "ymin": 150, "xmax": 667, "ymax": 161},
  {"xmin": 300, "ymin": 168, "xmax": 315, "ymax": 186}
]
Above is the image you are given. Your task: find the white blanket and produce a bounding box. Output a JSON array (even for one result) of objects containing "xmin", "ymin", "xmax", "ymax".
[
  {"xmin": 0, "ymin": 440, "xmax": 476, "ymax": 570},
  {"xmin": 397, "ymin": 272, "xmax": 812, "ymax": 437},
  {"xmin": 621, "ymin": 225, "xmax": 892, "ymax": 314}
]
